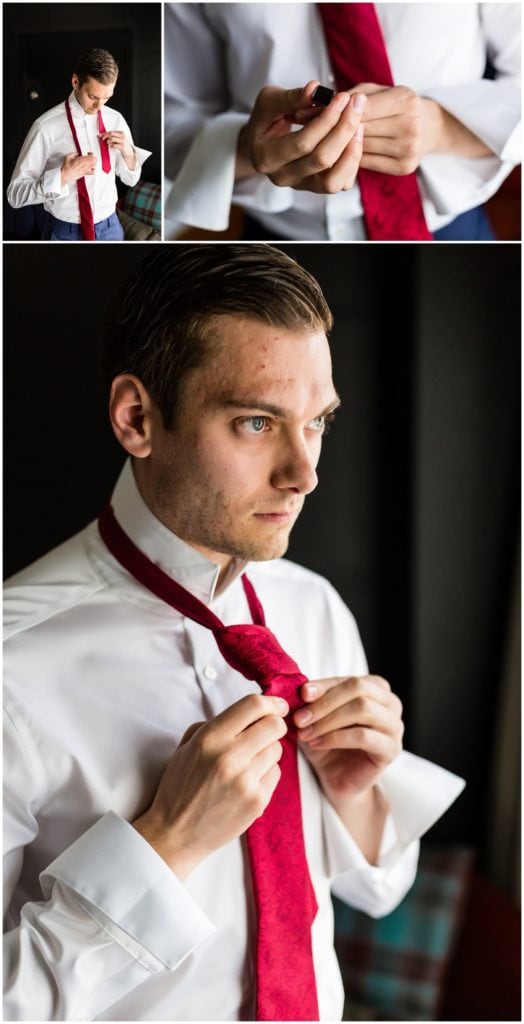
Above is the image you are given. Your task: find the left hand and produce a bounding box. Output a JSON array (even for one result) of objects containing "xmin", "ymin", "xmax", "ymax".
[
  {"xmin": 353, "ymin": 83, "xmax": 444, "ymax": 175},
  {"xmin": 294, "ymin": 674, "xmax": 404, "ymax": 800},
  {"xmin": 99, "ymin": 130, "xmax": 135, "ymax": 163}
]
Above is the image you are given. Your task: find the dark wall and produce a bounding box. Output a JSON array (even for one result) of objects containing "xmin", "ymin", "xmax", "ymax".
[
  {"xmin": 3, "ymin": 3, "xmax": 161, "ymax": 182},
  {"xmin": 3, "ymin": 242, "xmax": 520, "ymax": 865}
]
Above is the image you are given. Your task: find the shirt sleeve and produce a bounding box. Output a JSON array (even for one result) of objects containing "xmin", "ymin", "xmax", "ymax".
[
  {"xmin": 6, "ymin": 122, "xmax": 71, "ymax": 210},
  {"xmin": 3, "ymin": 706, "xmax": 214, "ymax": 1021},
  {"xmin": 113, "ymin": 115, "xmax": 152, "ymax": 187},
  {"xmin": 419, "ymin": 2, "xmax": 521, "ymax": 216},
  {"xmin": 325, "ymin": 751, "xmax": 465, "ymax": 917},
  {"xmin": 164, "ymin": 4, "xmax": 296, "ymax": 231}
]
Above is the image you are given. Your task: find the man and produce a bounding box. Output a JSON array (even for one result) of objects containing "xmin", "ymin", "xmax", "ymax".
[
  {"xmin": 4, "ymin": 245, "xmax": 464, "ymax": 1020},
  {"xmin": 7, "ymin": 48, "xmax": 151, "ymax": 240},
  {"xmin": 164, "ymin": 2, "xmax": 521, "ymax": 240}
]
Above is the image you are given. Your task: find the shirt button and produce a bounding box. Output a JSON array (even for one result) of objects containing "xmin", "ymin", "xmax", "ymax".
[{"xmin": 203, "ymin": 666, "xmax": 217, "ymax": 680}]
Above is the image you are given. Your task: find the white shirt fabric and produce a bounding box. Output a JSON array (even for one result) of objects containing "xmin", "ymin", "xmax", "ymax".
[
  {"xmin": 7, "ymin": 91, "xmax": 152, "ymax": 224},
  {"xmin": 164, "ymin": 2, "xmax": 521, "ymax": 239},
  {"xmin": 4, "ymin": 460, "xmax": 465, "ymax": 1022}
]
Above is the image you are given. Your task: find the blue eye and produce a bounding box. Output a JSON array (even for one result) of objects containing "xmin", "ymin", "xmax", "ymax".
[{"xmin": 237, "ymin": 416, "xmax": 268, "ymax": 434}]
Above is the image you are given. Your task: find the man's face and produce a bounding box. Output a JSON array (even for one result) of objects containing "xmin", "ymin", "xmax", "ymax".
[
  {"xmin": 72, "ymin": 74, "xmax": 115, "ymax": 114},
  {"xmin": 146, "ymin": 315, "xmax": 339, "ymax": 567}
]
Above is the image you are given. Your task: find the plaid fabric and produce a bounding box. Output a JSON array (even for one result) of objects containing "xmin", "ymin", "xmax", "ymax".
[
  {"xmin": 121, "ymin": 180, "xmax": 161, "ymax": 232},
  {"xmin": 334, "ymin": 844, "xmax": 474, "ymax": 1021}
]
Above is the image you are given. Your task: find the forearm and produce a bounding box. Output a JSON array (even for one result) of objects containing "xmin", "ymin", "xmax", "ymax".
[
  {"xmin": 326, "ymin": 784, "xmax": 388, "ymax": 865},
  {"xmin": 235, "ymin": 124, "xmax": 257, "ymax": 180},
  {"xmin": 422, "ymin": 98, "xmax": 494, "ymax": 158}
]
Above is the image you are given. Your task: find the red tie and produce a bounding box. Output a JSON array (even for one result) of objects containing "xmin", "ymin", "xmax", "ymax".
[
  {"xmin": 64, "ymin": 101, "xmax": 111, "ymax": 240},
  {"xmin": 64, "ymin": 98, "xmax": 95, "ymax": 240},
  {"xmin": 97, "ymin": 110, "xmax": 112, "ymax": 173},
  {"xmin": 317, "ymin": 3, "xmax": 432, "ymax": 240},
  {"xmin": 98, "ymin": 503, "xmax": 320, "ymax": 1021}
]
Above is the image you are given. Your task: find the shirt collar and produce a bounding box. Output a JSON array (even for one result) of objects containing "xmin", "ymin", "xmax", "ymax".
[{"xmin": 110, "ymin": 459, "xmax": 247, "ymax": 606}]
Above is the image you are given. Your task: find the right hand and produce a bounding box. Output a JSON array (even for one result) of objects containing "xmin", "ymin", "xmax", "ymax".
[
  {"xmin": 61, "ymin": 152, "xmax": 97, "ymax": 185},
  {"xmin": 132, "ymin": 694, "xmax": 288, "ymax": 879},
  {"xmin": 237, "ymin": 80, "xmax": 366, "ymax": 194}
]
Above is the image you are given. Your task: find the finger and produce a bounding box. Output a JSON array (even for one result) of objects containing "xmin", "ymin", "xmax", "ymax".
[
  {"xmin": 297, "ymin": 674, "xmax": 393, "ymax": 713},
  {"xmin": 297, "ymin": 697, "xmax": 402, "ymax": 742},
  {"xmin": 256, "ymin": 762, "xmax": 282, "ymax": 807},
  {"xmin": 361, "ymin": 116, "xmax": 404, "ymax": 141},
  {"xmin": 315, "ymin": 125, "xmax": 363, "ymax": 193},
  {"xmin": 211, "ymin": 693, "xmax": 289, "ymax": 740},
  {"xmin": 358, "ymin": 85, "xmax": 411, "ymax": 121},
  {"xmin": 276, "ymin": 91, "xmax": 365, "ymax": 179},
  {"xmin": 307, "ymin": 725, "xmax": 401, "ymax": 761},
  {"xmin": 235, "ymin": 712, "xmax": 287, "ymax": 762},
  {"xmin": 359, "ymin": 153, "xmax": 406, "ymax": 175},
  {"xmin": 250, "ymin": 738, "xmax": 284, "ymax": 780},
  {"xmin": 179, "ymin": 721, "xmax": 206, "ymax": 746}
]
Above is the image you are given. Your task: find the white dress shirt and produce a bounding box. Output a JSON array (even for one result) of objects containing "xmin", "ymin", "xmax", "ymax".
[
  {"xmin": 7, "ymin": 91, "xmax": 152, "ymax": 223},
  {"xmin": 4, "ymin": 461, "xmax": 464, "ymax": 1021},
  {"xmin": 164, "ymin": 2, "xmax": 521, "ymax": 239}
]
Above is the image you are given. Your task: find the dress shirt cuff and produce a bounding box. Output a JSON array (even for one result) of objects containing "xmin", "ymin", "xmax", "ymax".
[
  {"xmin": 422, "ymin": 79, "xmax": 521, "ymax": 163},
  {"xmin": 118, "ymin": 147, "xmax": 152, "ymax": 187},
  {"xmin": 164, "ymin": 112, "xmax": 294, "ymax": 230},
  {"xmin": 40, "ymin": 811, "xmax": 215, "ymax": 971},
  {"xmin": 325, "ymin": 750, "xmax": 465, "ymax": 917},
  {"xmin": 41, "ymin": 166, "xmax": 70, "ymax": 199}
]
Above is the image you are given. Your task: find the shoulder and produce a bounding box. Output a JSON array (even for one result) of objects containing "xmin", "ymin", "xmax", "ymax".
[
  {"xmin": 4, "ymin": 523, "xmax": 106, "ymax": 642},
  {"xmin": 248, "ymin": 556, "xmax": 360, "ymax": 631},
  {"xmin": 32, "ymin": 100, "xmax": 68, "ymax": 131}
]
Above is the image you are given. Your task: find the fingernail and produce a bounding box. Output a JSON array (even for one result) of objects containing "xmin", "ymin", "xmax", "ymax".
[
  {"xmin": 356, "ymin": 124, "xmax": 364, "ymax": 141},
  {"xmin": 305, "ymin": 684, "xmax": 319, "ymax": 699},
  {"xmin": 275, "ymin": 698, "xmax": 289, "ymax": 712},
  {"xmin": 295, "ymin": 707, "xmax": 313, "ymax": 726},
  {"xmin": 352, "ymin": 93, "xmax": 367, "ymax": 113}
]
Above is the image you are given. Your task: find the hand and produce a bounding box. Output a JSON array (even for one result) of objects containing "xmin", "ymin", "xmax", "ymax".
[
  {"xmin": 237, "ymin": 80, "xmax": 366, "ymax": 194},
  {"xmin": 99, "ymin": 130, "xmax": 137, "ymax": 169},
  {"xmin": 294, "ymin": 674, "xmax": 404, "ymax": 800},
  {"xmin": 132, "ymin": 694, "xmax": 288, "ymax": 879},
  {"xmin": 60, "ymin": 152, "xmax": 96, "ymax": 185},
  {"xmin": 355, "ymin": 83, "xmax": 492, "ymax": 174}
]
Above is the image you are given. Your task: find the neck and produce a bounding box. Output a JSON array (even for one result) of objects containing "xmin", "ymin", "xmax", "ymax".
[{"xmin": 131, "ymin": 458, "xmax": 235, "ymax": 588}]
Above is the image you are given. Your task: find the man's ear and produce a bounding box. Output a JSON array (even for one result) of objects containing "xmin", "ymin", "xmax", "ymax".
[
  {"xmin": 71, "ymin": 73, "xmax": 79, "ymax": 90},
  {"xmin": 109, "ymin": 374, "xmax": 156, "ymax": 458}
]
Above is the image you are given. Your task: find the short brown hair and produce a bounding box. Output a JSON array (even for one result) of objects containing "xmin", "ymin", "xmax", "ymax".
[
  {"xmin": 102, "ymin": 244, "xmax": 334, "ymax": 429},
  {"xmin": 74, "ymin": 48, "xmax": 119, "ymax": 86}
]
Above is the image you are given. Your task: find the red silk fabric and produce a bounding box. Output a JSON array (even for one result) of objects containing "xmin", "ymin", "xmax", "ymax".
[
  {"xmin": 317, "ymin": 3, "xmax": 432, "ymax": 240},
  {"xmin": 64, "ymin": 99, "xmax": 95, "ymax": 240},
  {"xmin": 64, "ymin": 101, "xmax": 111, "ymax": 240},
  {"xmin": 98, "ymin": 503, "xmax": 320, "ymax": 1021}
]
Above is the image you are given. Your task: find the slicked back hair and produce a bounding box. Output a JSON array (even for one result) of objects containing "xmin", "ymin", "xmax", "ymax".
[
  {"xmin": 74, "ymin": 48, "xmax": 119, "ymax": 85},
  {"xmin": 102, "ymin": 244, "xmax": 334, "ymax": 429}
]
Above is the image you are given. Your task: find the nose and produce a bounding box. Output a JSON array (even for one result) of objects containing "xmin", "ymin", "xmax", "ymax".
[{"xmin": 271, "ymin": 435, "xmax": 319, "ymax": 496}]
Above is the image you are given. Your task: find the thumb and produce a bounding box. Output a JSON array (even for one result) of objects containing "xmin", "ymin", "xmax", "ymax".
[
  {"xmin": 178, "ymin": 721, "xmax": 205, "ymax": 747},
  {"xmin": 256, "ymin": 79, "xmax": 320, "ymax": 119}
]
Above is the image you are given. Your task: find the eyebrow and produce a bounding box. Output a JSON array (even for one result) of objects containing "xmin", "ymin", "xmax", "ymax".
[{"xmin": 214, "ymin": 395, "xmax": 342, "ymax": 418}]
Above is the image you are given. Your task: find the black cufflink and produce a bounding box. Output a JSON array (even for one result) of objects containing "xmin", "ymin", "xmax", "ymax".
[{"xmin": 311, "ymin": 85, "xmax": 336, "ymax": 107}]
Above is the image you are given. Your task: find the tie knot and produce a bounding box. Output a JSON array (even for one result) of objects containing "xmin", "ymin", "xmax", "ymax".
[{"xmin": 214, "ymin": 624, "xmax": 307, "ymax": 710}]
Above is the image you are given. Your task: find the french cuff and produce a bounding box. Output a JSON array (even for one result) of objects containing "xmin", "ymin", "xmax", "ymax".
[
  {"xmin": 42, "ymin": 166, "xmax": 70, "ymax": 199},
  {"xmin": 422, "ymin": 79, "xmax": 521, "ymax": 164},
  {"xmin": 325, "ymin": 750, "xmax": 465, "ymax": 916},
  {"xmin": 164, "ymin": 112, "xmax": 294, "ymax": 231},
  {"xmin": 118, "ymin": 147, "xmax": 152, "ymax": 186},
  {"xmin": 40, "ymin": 811, "xmax": 215, "ymax": 971},
  {"xmin": 419, "ymin": 151, "xmax": 514, "ymax": 219}
]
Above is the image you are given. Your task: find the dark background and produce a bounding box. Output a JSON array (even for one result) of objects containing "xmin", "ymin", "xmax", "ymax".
[
  {"xmin": 3, "ymin": 243, "xmax": 520, "ymax": 876},
  {"xmin": 3, "ymin": 3, "xmax": 161, "ymax": 237}
]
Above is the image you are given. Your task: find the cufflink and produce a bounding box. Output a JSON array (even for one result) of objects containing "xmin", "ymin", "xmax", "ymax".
[{"xmin": 312, "ymin": 85, "xmax": 336, "ymax": 107}]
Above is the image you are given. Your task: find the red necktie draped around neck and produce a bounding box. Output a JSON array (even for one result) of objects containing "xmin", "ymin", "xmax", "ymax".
[
  {"xmin": 64, "ymin": 100, "xmax": 111, "ymax": 241},
  {"xmin": 98, "ymin": 503, "xmax": 320, "ymax": 1021},
  {"xmin": 317, "ymin": 3, "xmax": 433, "ymax": 241}
]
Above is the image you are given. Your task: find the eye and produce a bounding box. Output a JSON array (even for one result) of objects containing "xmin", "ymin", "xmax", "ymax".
[
  {"xmin": 307, "ymin": 413, "xmax": 335, "ymax": 434},
  {"xmin": 236, "ymin": 416, "xmax": 269, "ymax": 435}
]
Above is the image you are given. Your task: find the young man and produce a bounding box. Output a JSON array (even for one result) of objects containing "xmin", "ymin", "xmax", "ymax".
[
  {"xmin": 4, "ymin": 245, "xmax": 463, "ymax": 1020},
  {"xmin": 7, "ymin": 48, "xmax": 151, "ymax": 240}
]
